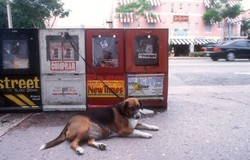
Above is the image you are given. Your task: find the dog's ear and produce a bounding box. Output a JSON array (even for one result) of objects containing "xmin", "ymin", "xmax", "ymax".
[
  {"xmin": 139, "ymin": 99, "xmax": 143, "ymax": 110},
  {"xmin": 120, "ymin": 100, "xmax": 129, "ymax": 112}
]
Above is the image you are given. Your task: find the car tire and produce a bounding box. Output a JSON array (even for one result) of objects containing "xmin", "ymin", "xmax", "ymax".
[
  {"xmin": 226, "ymin": 52, "xmax": 235, "ymax": 61},
  {"xmin": 211, "ymin": 57, "xmax": 218, "ymax": 61}
]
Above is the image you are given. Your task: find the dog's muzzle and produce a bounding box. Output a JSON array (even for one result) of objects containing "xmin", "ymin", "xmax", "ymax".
[{"xmin": 134, "ymin": 112, "xmax": 141, "ymax": 119}]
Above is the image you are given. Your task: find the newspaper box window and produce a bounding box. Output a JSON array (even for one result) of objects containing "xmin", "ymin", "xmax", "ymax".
[
  {"xmin": 46, "ymin": 35, "xmax": 79, "ymax": 71},
  {"xmin": 2, "ymin": 40, "xmax": 29, "ymax": 69},
  {"xmin": 46, "ymin": 35, "xmax": 78, "ymax": 61},
  {"xmin": 134, "ymin": 35, "xmax": 159, "ymax": 66},
  {"xmin": 92, "ymin": 35, "xmax": 118, "ymax": 68},
  {"xmin": 86, "ymin": 29, "xmax": 124, "ymax": 74}
]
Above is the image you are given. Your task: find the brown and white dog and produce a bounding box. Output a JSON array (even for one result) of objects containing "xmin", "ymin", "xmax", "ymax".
[{"xmin": 39, "ymin": 98, "xmax": 159, "ymax": 155}]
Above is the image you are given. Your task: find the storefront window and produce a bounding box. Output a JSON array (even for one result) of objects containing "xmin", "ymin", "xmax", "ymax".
[
  {"xmin": 2, "ymin": 40, "xmax": 29, "ymax": 69},
  {"xmin": 134, "ymin": 35, "xmax": 159, "ymax": 66},
  {"xmin": 92, "ymin": 35, "xmax": 118, "ymax": 67}
]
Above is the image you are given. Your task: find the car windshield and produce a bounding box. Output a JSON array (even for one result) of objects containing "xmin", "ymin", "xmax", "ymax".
[{"xmin": 221, "ymin": 40, "xmax": 250, "ymax": 47}]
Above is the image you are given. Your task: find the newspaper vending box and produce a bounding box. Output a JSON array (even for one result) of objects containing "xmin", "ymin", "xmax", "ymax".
[
  {"xmin": 86, "ymin": 29, "xmax": 125, "ymax": 109},
  {"xmin": 125, "ymin": 29, "xmax": 168, "ymax": 107},
  {"xmin": 0, "ymin": 29, "xmax": 42, "ymax": 111},
  {"xmin": 39, "ymin": 29, "xmax": 86, "ymax": 111}
]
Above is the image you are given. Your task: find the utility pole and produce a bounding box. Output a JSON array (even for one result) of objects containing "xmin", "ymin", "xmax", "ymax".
[
  {"xmin": 6, "ymin": 1, "xmax": 13, "ymax": 28},
  {"xmin": 228, "ymin": 22, "xmax": 231, "ymax": 41}
]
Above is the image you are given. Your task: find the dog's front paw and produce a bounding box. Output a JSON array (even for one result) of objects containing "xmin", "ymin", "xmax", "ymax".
[
  {"xmin": 98, "ymin": 143, "xmax": 107, "ymax": 150},
  {"xmin": 143, "ymin": 132, "xmax": 152, "ymax": 139},
  {"xmin": 150, "ymin": 125, "xmax": 159, "ymax": 131},
  {"xmin": 76, "ymin": 147, "xmax": 84, "ymax": 155}
]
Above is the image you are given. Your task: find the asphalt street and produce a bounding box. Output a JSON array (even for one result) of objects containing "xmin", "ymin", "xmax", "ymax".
[{"xmin": 0, "ymin": 57, "xmax": 250, "ymax": 160}]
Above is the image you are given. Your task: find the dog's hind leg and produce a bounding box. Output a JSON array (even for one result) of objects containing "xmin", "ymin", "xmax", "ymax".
[
  {"xmin": 69, "ymin": 129, "xmax": 88, "ymax": 155},
  {"xmin": 87, "ymin": 138, "xmax": 107, "ymax": 150}
]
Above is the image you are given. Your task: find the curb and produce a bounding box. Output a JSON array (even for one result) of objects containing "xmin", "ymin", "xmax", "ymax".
[
  {"xmin": 0, "ymin": 113, "xmax": 33, "ymax": 137},
  {"xmin": 169, "ymin": 57, "xmax": 209, "ymax": 60}
]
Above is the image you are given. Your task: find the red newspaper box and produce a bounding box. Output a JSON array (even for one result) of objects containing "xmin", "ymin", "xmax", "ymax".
[
  {"xmin": 125, "ymin": 29, "xmax": 168, "ymax": 107},
  {"xmin": 85, "ymin": 29, "xmax": 125, "ymax": 109}
]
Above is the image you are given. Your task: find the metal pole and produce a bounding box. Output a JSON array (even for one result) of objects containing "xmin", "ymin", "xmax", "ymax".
[
  {"xmin": 7, "ymin": 1, "xmax": 13, "ymax": 28},
  {"xmin": 228, "ymin": 22, "xmax": 231, "ymax": 41}
]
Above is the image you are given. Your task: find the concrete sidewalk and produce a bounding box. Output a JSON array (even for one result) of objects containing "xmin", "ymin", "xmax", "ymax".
[{"xmin": 0, "ymin": 85, "xmax": 250, "ymax": 160}]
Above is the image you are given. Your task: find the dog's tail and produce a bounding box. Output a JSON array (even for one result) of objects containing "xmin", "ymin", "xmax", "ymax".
[{"xmin": 39, "ymin": 124, "xmax": 69, "ymax": 151}]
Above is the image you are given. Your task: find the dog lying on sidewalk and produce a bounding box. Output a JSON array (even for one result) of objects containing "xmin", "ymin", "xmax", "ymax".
[{"xmin": 39, "ymin": 98, "xmax": 159, "ymax": 155}]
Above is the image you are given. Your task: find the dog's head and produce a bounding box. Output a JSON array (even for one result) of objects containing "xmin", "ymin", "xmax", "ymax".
[{"xmin": 121, "ymin": 98, "xmax": 143, "ymax": 119}]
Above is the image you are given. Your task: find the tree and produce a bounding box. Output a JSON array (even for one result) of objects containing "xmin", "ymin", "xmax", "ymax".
[
  {"xmin": 0, "ymin": 0, "xmax": 70, "ymax": 29},
  {"xmin": 0, "ymin": 0, "xmax": 9, "ymax": 28},
  {"xmin": 202, "ymin": 0, "xmax": 243, "ymax": 40},
  {"xmin": 115, "ymin": 0, "xmax": 155, "ymax": 27},
  {"xmin": 202, "ymin": 0, "xmax": 243, "ymax": 24},
  {"xmin": 241, "ymin": 19, "xmax": 250, "ymax": 36}
]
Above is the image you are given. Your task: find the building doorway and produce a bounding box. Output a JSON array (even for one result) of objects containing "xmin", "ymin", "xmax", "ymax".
[{"xmin": 172, "ymin": 45, "xmax": 190, "ymax": 56}]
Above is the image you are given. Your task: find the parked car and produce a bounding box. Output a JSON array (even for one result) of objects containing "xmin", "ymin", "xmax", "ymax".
[
  {"xmin": 201, "ymin": 42, "xmax": 217, "ymax": 52},
  {"xmin": 205, "ymin": 39, "xmax": 250, "ymax": 61}
]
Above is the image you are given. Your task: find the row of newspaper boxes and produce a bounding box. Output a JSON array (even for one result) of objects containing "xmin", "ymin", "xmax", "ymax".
[{"xmin": 0, "ymin": 29, "xmax": 168, "ymax": 111}]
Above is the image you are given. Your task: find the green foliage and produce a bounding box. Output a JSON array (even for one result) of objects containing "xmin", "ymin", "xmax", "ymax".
[
  {"xmin": 189, "ymin": 52, "xmax": 205, "ymax": 57},
  {"xmin": 116, "ymin": 2, "xmax": 139, "ymax": 14},
  {"xmin": 241, "ymin": 20, "xmax": 250, "ymax": 36},
  {"xmin": 0, "ymin": 0, "xmax": 8, "ymax": 28},
  {"xmin": 115, "ymin": 0, "xmax": 155, "ymax": 20},
  {"xmin": 222, "ymin": 4, "xmax": 242, "ymax": 19},
  {"xmin": 202, "ymin": 8, "xmax": 222, "ymax": 24},
  {"xmin": 0, "ymin": 0, "xmax": 70, "ymax": 29},
  {"xmin": 202, "ymin": 0, "xmax": 243, "ymax": 24}
]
